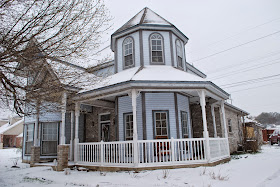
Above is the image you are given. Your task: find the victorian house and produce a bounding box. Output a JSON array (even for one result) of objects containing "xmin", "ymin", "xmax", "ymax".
[{"xmin": 22, "ymin": 8, "xmax": 248, "ymax": 171}]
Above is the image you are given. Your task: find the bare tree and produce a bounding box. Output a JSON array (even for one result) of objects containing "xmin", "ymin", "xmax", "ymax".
[{"xmin": 0, "ymin": 0, "xmax": 112, "ymax": 115}]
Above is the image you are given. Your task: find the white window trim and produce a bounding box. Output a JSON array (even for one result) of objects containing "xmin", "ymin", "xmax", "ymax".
[
  {"xmin": 41, "ymin": 122, "xmax": 59, "ymax": 156},
  {"xmin": 150, "ymin": 33, "xmax": 165, "ymax": 64},
  {"xmin": 123, "ymin": 37, "xmax": 135, "ymax": 69},
  {"xmin": 176, "ymin": 39, "xmax": 183, "ymax": 69},
  {"xmin": 153, "ymin": 111, "xmax": 169, "ymax": 138},
  {"xmin": 181, "ymin": 111, "xmax": 189, "ymax": 138},
  {"xmin": 124, "ymin": 113, "xmax": 133, "ymax": 141}
]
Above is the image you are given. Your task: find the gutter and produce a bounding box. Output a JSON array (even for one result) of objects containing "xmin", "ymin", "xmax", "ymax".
[{"xmin": 73, "ymin": 80, "xmax": 229, "ymax": 101}]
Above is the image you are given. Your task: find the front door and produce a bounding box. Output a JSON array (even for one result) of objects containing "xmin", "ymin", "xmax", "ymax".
[{"xmin": 100, "ymin": 113, "xmax": 111, "ymax": 142}]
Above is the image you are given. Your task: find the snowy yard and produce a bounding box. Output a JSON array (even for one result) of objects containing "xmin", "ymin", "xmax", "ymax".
[{"xmin": 0, "ymin": 145, "xmax": 280, "ymax": 187}]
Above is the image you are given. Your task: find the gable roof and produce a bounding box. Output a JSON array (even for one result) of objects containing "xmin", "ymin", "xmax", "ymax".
[
  {"xmin": 113, "ymin": 7, "xmax": 172, "ymax": 35},
  {"xmin": 224, "ymin": 102, "xmax": 249, "ymax": 115},
  {"xmin": 0, "ymin": 119, "xmax": 23, "ymax": 135}
]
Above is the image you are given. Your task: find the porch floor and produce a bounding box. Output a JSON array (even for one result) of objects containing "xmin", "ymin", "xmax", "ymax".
[{"xmin": 32, "ymin": 157, "xmax": 231, "ymax": 172}]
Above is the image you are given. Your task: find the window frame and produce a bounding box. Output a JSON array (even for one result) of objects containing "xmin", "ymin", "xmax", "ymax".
[
  {"xmin": 149, "ymin": 33, "xmax": 165, "ymax": 65},
  {"xmin": 228, "ymin": 119, "xmax": 232, "ymax": 133},
  {"xmin": 152, "ymin": 110, "xmax": 170, "ymax": 139},
  {"xmin": 175, "ymin": 39, "xmax": 183, "ymax": 69},
  {"xmin": 122, "ymin": 36, "xmax": 135, "ymax": 69},
  {"xmin": 24, "ymin": 123, "xmax": 34, "ymax": 155},
  {"xmin": 99, "ymin": 113, "xmax": 111, "ymax": 142},
  {"xmin": 123, "ymin": 112, "xmax": 133, "ymax": 141},
  {"xmin": 40, "ymin": 122, "xmax": 59, "ymax": 156},
  {"xmin": 181, "ymin": 111, "xmax": 189, "ymax": 138}
]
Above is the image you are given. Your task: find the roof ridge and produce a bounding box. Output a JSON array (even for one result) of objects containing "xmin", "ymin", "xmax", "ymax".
[
  {"xmin": 140, "ymin": 7, "xmax": 147, "ymax": 24},
  {"xmin": 47, "ymin": 57, "xmax": 86, "ymax": 70},
  {"xmin": 130, "ymin": 66, "xmax": 144, "ymax": 80},
  {"xmin": 144, "ymin": 7, "xmax": 173, "ymax": 26},
  {"xmin": 113, "ymin": 8, "xmax": 145, "ymax": 34}
]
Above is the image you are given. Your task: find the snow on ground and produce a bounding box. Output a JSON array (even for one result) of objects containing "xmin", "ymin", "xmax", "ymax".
[{"xmin": 1, "ymin": 145, "xmax": 280, "ymax": 187}]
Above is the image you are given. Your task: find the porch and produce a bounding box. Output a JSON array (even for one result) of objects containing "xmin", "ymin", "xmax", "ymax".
[
  {"xmin": 66, "ymin": 84, "xmax": 231, "ymax": 169},
  {"xmin": 76, "ymin": 137, "xmax": 229, "ymax": 168}
]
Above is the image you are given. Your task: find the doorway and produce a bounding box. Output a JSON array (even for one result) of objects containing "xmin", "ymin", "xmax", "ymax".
[{"xmin": 99, "ymin": 113, "xmax": 111, "ymax": 142}]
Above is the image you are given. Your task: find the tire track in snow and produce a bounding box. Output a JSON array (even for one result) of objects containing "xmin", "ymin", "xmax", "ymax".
[{"xmin": 257, "ymin": 169, "xmax": 280, "ymax": 187}]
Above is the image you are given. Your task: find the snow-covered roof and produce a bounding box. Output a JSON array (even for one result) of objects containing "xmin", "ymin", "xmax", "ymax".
[
  {"xmin": 81, "ymin": 65, "xmax": 206, "ymax": 93},
  {"xmin": 17, "ymin": 133, "xmax": 23, "ymax": 138},
  {"xmin": 114, "ymin": 7, "xmax": 172, "ymax": 35},
  {"xmin": 0, "ymin": 119, "xmax": 23, "ymax": 135},
  {"xmin": 224, "ymin": 102, "xmax": 249, "ymax": 115},
  {"xmin": 46, "ymin": 59, "xmax": 101, "ymax": 89},
  {"xmin": 244, "ymin": 117, "xmax": 264, "ymax": 128}
]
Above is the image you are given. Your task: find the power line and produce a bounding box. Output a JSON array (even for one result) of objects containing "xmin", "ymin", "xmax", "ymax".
[
  {"xmin": 187, "ymin": 17, "xmax": 280, "ymax": 55},
  {"xmin": 230, "ymin": 81, "xmax": 280, "ymax": 93},
  {"xmin": 219, "ymin": 73, "xmax": 280, "ymax": 88},
  {"xmin": 210, "ymin": 58, "xmax": 280, "ymax": 80},
  {"xmin": 190, "ymin": 30, "xmax": 280, "ymax": 63},
  {"xmin": 206, "ymin": 50, "xmax": 280, "ymax": 74}
]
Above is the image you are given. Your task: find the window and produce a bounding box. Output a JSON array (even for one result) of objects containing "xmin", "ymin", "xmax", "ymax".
[
  {"xmin": 228, "ymin": 119, "xmax": 232, "ymax": 133},
  {"xmin": 124, "ymin": 113, "xmax": 133, "ymax": 140},
  {"xmin": 150, "ymin": 33, "xmax": 164, "ymax": 63},
  {"xmin": 123, "ymin": 37, "xmax": 134, "ymax": 68},
  {"xmin": 181, "ymin": 111, "xmax": 189, "ymax": 138},
  {"xmin": 25, "ymin": 124, "xmax": 34, "ymax": 155},
  {"xmin": 100, "ymin": 113, "xmax": 111, "ymax": 142},
  {"xmin": 176, "ymin": 40, "xmax": 183, "ymax": 68},
  {"xmin": 41, "ymin": 122, "xmax": 58, "ymax": 155},
  {"xmin": 154, "ymin": 111, "xmax": 169, "ymax": 138}
]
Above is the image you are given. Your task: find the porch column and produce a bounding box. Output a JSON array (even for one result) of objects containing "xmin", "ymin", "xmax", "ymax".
[
  {"xmin": 34, "ymin": 101, "xmax": 40, "ymax": 146},
  {"xmin": 197, "ymin": 90, "xmax": 211, "ymax": 161},
  {"xmin": 211, "ymin": 105, "xmax": 218, "ymax": 138},
  {"xmin": 31, "ymin": 101, "xmax": 40, "ymax": 166},
  {"xmin": 220, "ymin": 101, "xmax": 230, "ymax": 155},
  {"xmin": 60, "ymin": 92, "xmax": 67, "ymax": 145},
  {"xmin": 220, "ymin": 101, "xmax": 228, "ymax": 139},
  {"xmin": 74, "ymin": 102, "xmax": 80, "ymax": 163},
  {"xmin": 131, "ymin": 89, "xmax": 139, "ymax": 166},
  {"xmin": 70, "ymin": 111, "xmax": 74, "ymax": 161}
]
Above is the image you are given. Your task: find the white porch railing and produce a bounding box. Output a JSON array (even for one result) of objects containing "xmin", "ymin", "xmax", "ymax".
[
  {"xmin": 209, "ymin": 138, "xmax": 230, "ymax": 161},
  {"xmin": 77, "ymin": 138, "xmax": 230, "ymax": 167}
]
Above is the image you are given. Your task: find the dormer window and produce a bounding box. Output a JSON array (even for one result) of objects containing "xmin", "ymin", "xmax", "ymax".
[
  {"xmin": 123, "ymin": 37, "xmax": 134, "ymax": 68},
  {"xmin": 150, "ymin": 33, "xmax": 164, "ymax": 64},
  {"xmin": 176, "ymin": 40, "xmax": 183, "ymax": 69}
]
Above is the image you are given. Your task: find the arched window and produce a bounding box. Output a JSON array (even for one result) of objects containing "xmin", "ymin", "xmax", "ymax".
[
  {"xmin": 123, "ymin": 37, "xmax": 134, "ymax": 68},
  {"xmin": 176, "ymin": 40, "xmax": 183, "ymax": 68},
  {"xmin": 150, "ymin": 33, "xmax": 164, "ymax": 64}
]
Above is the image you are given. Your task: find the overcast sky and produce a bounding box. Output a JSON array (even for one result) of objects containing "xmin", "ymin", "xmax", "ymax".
[{"xmin": 102, "ymin": 0, "xmax": 280, "ymax": 116}]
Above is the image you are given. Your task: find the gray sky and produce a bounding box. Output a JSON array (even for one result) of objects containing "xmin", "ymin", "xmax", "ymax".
[{"xmin": 103, "ymin": 0, "xmax": 280, "ymax": 116}]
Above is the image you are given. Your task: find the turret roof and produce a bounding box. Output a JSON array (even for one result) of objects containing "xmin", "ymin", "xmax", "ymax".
[{"xmin": 113, "ymin": 7, "xmax": 173, "ymax": 35}]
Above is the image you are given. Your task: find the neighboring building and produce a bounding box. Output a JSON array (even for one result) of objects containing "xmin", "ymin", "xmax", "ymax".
[
  {"xmin": 262, "ymin": 125, "xmax": 280, "ymax": 142},
  {"xmin": 0, "ymin": 117, "xmax": 23, "ymax": 149},
  {"xmin": 21, "ymin": 7, "xmax": 248, "ymax": 170},
  {"xmin": 244, "ymin": 117, "xmax": 264, "ymax": 152}
]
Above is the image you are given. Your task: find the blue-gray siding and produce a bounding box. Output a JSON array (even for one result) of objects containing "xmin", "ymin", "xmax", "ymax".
[
  {"xmin": 177, "ymin": 94, "xmax": 192, "ymax": 138},
  {"xmin": 145, "ymin": 93, "xmax": 177, "ymax": 140},
  {"xmin": 142, "ymin": 31, "xmax": 171, "ymax": 66},
  {"xmin": 118, "ymin": 95, "xmax": 143, "ymax": 141},
  {"xmin": 117, "ymin": 32, "xmax": 141, "ymax": 72}
]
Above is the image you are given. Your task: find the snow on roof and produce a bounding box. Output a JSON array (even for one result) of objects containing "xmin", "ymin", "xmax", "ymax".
[
  {"xmin": 17, "ymin": 133, "xmax": 23, "ymax": 138},
  {"xmin": 80, "ymin": 65, "xmax": 205, "ymax": 93},
  {"xmin": 0, "ymin": 119, "xmax": 23, "ymax": 135},
  {"xmin": 114, "ymin": 7, "xmax": 172, "ymax": 34},
  {"xmin": 46, "ymin": 59, "xmax": 101, "ymax": 89},
  {"xmin": 132, "ymin": 66, "xmax": 205, "ymax": 82}
]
